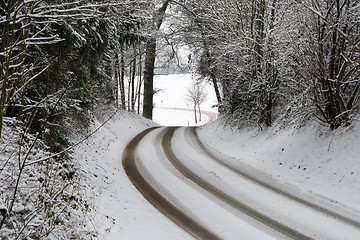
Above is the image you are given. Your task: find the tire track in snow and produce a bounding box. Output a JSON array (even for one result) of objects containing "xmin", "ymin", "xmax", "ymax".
[
  {"xmin": 190, "ymin": 127, "xmax": 360, "ymax": 229},
  {"xmin": 162, "ymin": 127, "xmax": 312, "ymax": 240},
  {"xmin": 122, "ymin": 127, "xmax": 219, "ymax": 240}
]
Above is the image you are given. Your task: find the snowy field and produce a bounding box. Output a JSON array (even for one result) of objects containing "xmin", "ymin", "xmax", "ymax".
[
  {"xmin": 153, "ymin": 74, "xmax": 218, "ymax": 126},
  {"xmin": 72, "ymin": 74, "xmax": 360, "ymax": 239}
]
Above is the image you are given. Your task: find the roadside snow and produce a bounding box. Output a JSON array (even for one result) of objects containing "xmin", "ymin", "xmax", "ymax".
[
  {"xmin": 197, "ymin": 120, "xmax": 360, "ymax": 219},
  {"xmin": 0, "ymin": 118, "xmax": 89, "ymax": 240},
  {"xmin": 73, "ymin": 109, "xmax": 191, "ymax": 240}
]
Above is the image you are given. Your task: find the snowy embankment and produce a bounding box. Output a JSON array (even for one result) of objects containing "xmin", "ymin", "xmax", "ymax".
[
  {"xmin": 197, "ymin": 120, "xmax": 360, "ymax": 218},
  {"xmin": 73, "ymin": 109, "xmax": 190, "ymax": 239}
]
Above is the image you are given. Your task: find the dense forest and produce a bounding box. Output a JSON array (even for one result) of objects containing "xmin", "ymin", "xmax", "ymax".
[{"xmin": 0, "ymin": 0, "xmax": 359, "ymax": 239}]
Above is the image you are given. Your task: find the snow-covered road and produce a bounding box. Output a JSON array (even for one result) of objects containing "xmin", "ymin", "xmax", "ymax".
[{"xmin": 123, "ymin": 126, "xmax": 360, "ymax": 240}]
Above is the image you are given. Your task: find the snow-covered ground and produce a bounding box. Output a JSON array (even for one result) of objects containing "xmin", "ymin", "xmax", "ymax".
[
  {"xmin": 197, "ymin": 121, "xmax": 360, "ymax": 216},
  {"xmin": 72, "ymin": 74, "xmax": 360, "ymax": 239}
]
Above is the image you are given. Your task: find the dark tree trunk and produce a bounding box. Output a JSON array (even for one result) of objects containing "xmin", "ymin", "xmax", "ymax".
[
  {"xmin": 197, "ymin": 101, "xmax": 202, "ymax": 122},
  {"xmin": 142, "ymin": 0, "xmax": 171, "ymax": 119},
  {"xmin": 143, "ymin": 38, "xmax": 156, "ymax": 119},
  {"xmin": 137, "ymin": 46, "xmax": 143, "ymax": 115},
  {"xmin": 194, "ymin": 103, "xmax": 198, "ymax": 124},
  {"xmin": 0, "ymin": 1, "xmax": 13, "ymax": 138},
  {"xmin": 131, "ymin": 50, "xmax": 136, "ymax": 112},
  {"xmin": 202, "ymin": 37, "xmax": 222, "ymax": 110},
  {"xmin": 119, "ymin": 50, "xmax": 126, "ymax": 110}
]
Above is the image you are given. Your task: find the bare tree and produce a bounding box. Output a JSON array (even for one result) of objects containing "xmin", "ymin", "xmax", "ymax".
[
  {"xmin": 295, "ymin": 0, "xmax": 360, "ymax": 129},
  {"xmin": 186, "ymin": 79, "xmax": 208, "ymax": 123}
]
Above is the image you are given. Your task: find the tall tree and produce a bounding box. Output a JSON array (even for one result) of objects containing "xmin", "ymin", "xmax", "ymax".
[
  {"xmin": 143, "ymin": 0, "xmax": 171, "ymax": 119},
  {"xmin": 186, "ymin": 79, "xmax": 208, "ymax": 123}
]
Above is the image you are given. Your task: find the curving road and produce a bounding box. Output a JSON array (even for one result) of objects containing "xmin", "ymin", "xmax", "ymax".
[
  {"xmin": 154, "ymin": 107, "xmax": 218, "ymax": 126},
  {"xmin": 122, "ymin": 127, "xmax": 360, "ymax": 240}
]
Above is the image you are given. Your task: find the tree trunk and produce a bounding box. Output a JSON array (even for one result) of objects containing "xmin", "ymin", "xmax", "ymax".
[
  {"xmin": 202, "ymin": 37, "xmax": 222, "ymax": 110},
  {"xmin": 143, "ymin": 38, "xmax": 156, "ymax": 119},
  {"xmin": 197, "ymin": 101, "xmax": 202, "ymax": 122},
  {"xmin": 116, "ymin": 63, "xmax": 121, "ymax": 108},
  {"xmin": 127, "ymin": 64, "xmax": 131, "ymax": 111},
  {"xmin": 0, "ymin": 1, "xmax": 13, "ymax": 138},
  {"xmin": 131, "ymin": 49, "xmax": 137, "ymax": 112},
  {"xmin": 119, "ymin": 49, "xmax": 126, "ymax": 110},
  {"xmin": 142, "ymin": 0, "xmax": 171, "ymax": 119},
  {"xmin": 111, "ymin": 58, "xmax": 117, "ymax": 101},
  {"xmin": 137, "ymin": 46, "xmax": 143, "ymax": 115},
  {"xmin": 194, "ymin": 103, "xmax": 198, "ymax": 124},
  {"xmin": 209, "ymin": 67, "xmax": 222, "ymax": 110}
]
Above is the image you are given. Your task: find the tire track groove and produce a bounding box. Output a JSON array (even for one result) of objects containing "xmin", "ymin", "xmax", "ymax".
[
  {"xmin": 190, "ymin": 127, "xmax": 360, "ymax": 229},
  {"xmin": 163, "ymin": 127, "xmax": 313, "ymax": 240},
  {"xmin": 122, "ymin": 127, "xmax": 219, "ymax": 240}
]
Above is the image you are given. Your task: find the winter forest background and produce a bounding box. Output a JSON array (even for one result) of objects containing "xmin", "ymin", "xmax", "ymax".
[{"xmin": 1, "ymin": 0, "xmax": 359, "ymax": 239}]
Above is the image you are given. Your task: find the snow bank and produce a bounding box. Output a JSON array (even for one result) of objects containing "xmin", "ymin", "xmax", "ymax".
[{"xmin": 197, "ymin": 120, "xmax": 360, "ymax": 218}]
